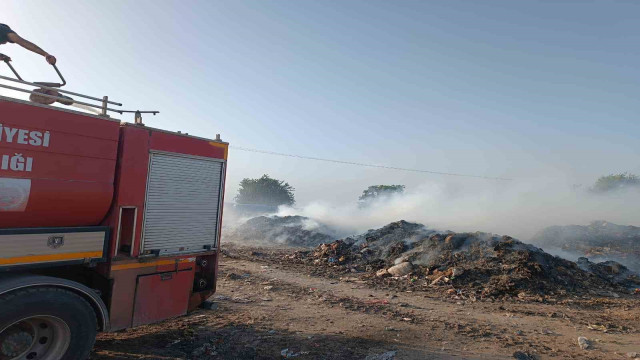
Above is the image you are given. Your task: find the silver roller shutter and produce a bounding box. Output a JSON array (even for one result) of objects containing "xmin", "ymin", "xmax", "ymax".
[{"xmin": 141, "ymin": 152, "xmax": 224, "ymax": 255}]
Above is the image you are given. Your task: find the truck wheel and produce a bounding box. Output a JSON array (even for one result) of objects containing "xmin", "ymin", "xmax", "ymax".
[{"xmin": 0, "ymin": 287, "xmax": 97, "ymax": 360}]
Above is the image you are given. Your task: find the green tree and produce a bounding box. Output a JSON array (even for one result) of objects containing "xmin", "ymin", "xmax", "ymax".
[
  {"xmin": 358, "ymin": 185, "xmax": 405, "ymax": 205},
  {"xmin": 235, "ymin": 174, "xmax": 295, "ymax": 206},
  {"xmin": 590, "ymin": 173, "xmax": 640, "ymax": 193}
]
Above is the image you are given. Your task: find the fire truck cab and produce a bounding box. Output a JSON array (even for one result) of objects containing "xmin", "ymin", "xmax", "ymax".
[{"xmin": 0, "ymin": 62, "xmax": 227, "ymax": 360}]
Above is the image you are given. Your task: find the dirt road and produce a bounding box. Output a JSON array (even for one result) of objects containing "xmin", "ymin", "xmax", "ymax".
[{"xmin": 92, "ymin": 247, "xmax": 640, "ymax": 359}]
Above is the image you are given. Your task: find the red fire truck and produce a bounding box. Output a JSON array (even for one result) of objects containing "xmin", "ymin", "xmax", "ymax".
[{"xmin": 0, "ymin": 61, "xmax": 227, "ymax": 359}]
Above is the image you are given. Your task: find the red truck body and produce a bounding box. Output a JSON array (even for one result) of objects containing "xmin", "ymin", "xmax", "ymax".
[
  {"xmin": 0, "ymin": 99, "xmax": 119, "ymax": 227},
  {"xmin": 0, "ymin": 95, "xmax": 228, "ymax": 349}
]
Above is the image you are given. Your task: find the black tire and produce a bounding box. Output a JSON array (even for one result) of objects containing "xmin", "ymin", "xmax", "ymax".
[{"xmin": 0, "ymin": 287, "xmax": 97, "ymax": 360}]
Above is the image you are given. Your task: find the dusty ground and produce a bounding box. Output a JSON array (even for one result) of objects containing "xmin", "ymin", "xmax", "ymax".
[{"xmin": 92, "ymin": 246, "xmax": 640, "ymax": 360}]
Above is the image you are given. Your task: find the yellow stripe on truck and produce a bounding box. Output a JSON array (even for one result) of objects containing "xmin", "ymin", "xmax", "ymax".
[{"xmin": 0, "ymin": 251, "xmax": 104, "ymax": 265}]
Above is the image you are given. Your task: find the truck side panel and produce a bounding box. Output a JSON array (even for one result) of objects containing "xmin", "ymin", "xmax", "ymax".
[{"xmin": 103, "ymin": 124, "xmax": 227, "ymax": 330}]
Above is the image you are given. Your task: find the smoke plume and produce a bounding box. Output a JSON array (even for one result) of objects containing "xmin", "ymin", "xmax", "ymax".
[{"xmin": 275, "ymin": 180, "xmax": 640, "ymax": 242}]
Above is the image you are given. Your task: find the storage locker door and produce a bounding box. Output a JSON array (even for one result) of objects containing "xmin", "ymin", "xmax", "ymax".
[
  {"xmin": 132, "ymin": 270, "xmax": 193, "ymax": 326},
  {"xmin": 142, "ymin": 153, "xmax": 224, "ymax": 255}
]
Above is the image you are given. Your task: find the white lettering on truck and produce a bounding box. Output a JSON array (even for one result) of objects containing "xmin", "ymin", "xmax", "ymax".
[
  {"xmin": 3, "ymin": 127, "xmax": 18, "ymax": 142},
  {"xmin": 0, "ymin": 124, "xmax": 50, "ymax": 148},
  {"xmin": 0, "ymin": 125, "xmax": 52, "ymax": 173},
  {"xmin": 1, "ymin": 154, "xmax": 33, "ymax": 172},
  {"xmin": 30, "ymin": 131, "xmax": 43, "ymax": 146}
]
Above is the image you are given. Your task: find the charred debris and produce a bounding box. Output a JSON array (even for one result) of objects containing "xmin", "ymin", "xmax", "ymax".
[{"xmin": 281, "ymin": 220, "xmax": 640, "ymax": 300}]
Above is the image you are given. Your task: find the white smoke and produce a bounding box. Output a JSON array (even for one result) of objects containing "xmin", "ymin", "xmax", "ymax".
[{"xmin": 275, "ymin": 179, "xmax": 640, "ymax": 242}]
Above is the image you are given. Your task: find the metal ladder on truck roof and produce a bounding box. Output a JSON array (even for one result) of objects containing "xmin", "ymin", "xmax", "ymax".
[{"xmin": 0, "ymin": 54, "xmax": 158, "ymax": 122}]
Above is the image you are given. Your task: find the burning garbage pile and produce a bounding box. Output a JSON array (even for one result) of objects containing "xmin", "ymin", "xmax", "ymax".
[
  {"xmin": 224, "ymin": 215, "xmax": 339, "ymax": 248},
  {"xmin": 532, "ymin": 220, "xmax": 640, "ymax": 272},
  {"xmin": 291, "ymin": 221, "xmax": 640, "ymax": 299}
]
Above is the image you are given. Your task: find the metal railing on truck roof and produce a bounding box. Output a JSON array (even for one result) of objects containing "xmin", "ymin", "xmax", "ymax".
[{"xmin": 0, "ymin": 55, "xmax": 158, "ymax": 122}]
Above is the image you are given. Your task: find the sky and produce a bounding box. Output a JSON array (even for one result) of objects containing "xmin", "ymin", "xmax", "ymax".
[{"xmin": 3, "ymin": 0, "xmax": 640, "ymax": 207}]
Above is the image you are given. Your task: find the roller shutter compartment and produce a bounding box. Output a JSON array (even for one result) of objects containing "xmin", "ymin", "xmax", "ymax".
[{"xmin": 141, "ymin": 152, "xmax": 224, "ymax": 255}]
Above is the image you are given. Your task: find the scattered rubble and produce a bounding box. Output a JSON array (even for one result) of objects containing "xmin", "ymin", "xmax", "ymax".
[
  {"xmin": 376, "ymin": 269, "xmax": 389, "ymax": 277},
  {"xmin": 451, "ymin": 268, "xmax": 464, "ymax": 278},
  {"xmin": 577, "ymin": 336, "xmax": 590, "ymax": 350},
  {"xmin": 513, "ymin": 351, "xmax": 538, "ymax": 360},
  {"xmin": 387, "ymin": 262, "xmax": 413, "ymax": 277},
  {"xmin": 292, "ymin": 220, "xmax": 640, "ymax": 299}
]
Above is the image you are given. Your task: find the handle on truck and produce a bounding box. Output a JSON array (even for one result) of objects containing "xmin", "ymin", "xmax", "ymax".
[
  {"xmin": 1, "ymin": 54, "xmax": 66, "ymax": 87},
  {"xmin": 33, "ymin": 64, "xmax": 67, "ymax": 88}
]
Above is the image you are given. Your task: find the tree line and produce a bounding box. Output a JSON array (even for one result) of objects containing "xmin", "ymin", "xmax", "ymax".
[
  {"xmin": 234, "ymin": 173, "xmax": 640, "ymax": 207},
  {"xmin": 234, "ymin": 174, "xmax": 405, "ymax": 207}
]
